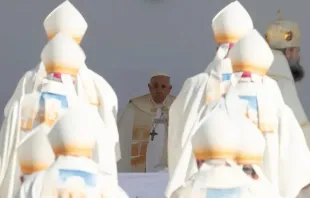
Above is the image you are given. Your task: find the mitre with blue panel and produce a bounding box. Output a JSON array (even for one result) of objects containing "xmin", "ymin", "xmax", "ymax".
[
  {"xmin": 228, "ymin": 29, "xmax": 277, "ymax": 133},
  {"xmin": 206, "ymin": 1, "xmax": 254, "ymax": 104},
  {"xmin": 43, "ymin": 0, "xmax": 88, "ymax": 44},
  {"xmin": 47, "ymin": 105, "xmax": 99, "ymax": 197}
]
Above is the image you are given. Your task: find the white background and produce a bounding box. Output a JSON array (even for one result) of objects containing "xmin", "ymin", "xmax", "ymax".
[{"xmin": 0, "ymin": 0, "xmax": 309, "ymax": 115}]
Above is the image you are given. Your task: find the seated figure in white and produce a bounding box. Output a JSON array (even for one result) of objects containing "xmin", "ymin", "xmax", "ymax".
[{"xmin": 16, "ymin": 105, "xmax": 128, "ymax": 198}]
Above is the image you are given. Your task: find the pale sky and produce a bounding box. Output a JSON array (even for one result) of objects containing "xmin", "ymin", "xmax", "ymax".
[{"xmin": 0, "ymin": 0, "xmax": 309, "ymax": 116}]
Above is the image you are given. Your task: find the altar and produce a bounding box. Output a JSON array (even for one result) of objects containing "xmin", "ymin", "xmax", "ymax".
[{"xmin": 118, "ymin": 172, "xmax": 169, "ymax": 198}]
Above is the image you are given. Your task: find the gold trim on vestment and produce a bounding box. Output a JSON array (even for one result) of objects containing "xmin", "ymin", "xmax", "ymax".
[{"xmin": 131, "ymin": 125, "xmax": 150, "ymax": 167}]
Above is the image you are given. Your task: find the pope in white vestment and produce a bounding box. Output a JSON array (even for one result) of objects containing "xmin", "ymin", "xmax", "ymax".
[
  {"xmin": 167, "ymin": 1, "xmax": 253, "ymax": 196},
  {"xmin": 170, "ymin": 104, "xmax": 254, "ymax": 198},
  {"xmin": 3, "ymin": 0, "xmax": 120, "ymax": 158},
  {"xmin": 16, "ymin": 105, "xmax": 128, "ymax": 198},
  {"xmin": 225, "ymin": 28, "xmax": 310, "ymax": 198},
  {"xmin": 117, "ymin": 73, "xmax": 175, "ymax": 172},
  {"xmin": 265, "ymin": 10, "xmax": 310, "ymax": 147}
]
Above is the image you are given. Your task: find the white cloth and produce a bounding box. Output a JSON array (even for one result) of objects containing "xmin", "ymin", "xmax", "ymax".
[
  {"xmin": 227, "ymin": 74, "xmax": 310, "ymax": 198},
  {"xmin": 0, "ymin": 79, "xmax": 118, "ymax": 197},
  {"xmin": 3, "ymin": 63, "xmax": 120, "ymax": 159},
  {"xmin": 268, "ymin": 50, "xmax": 310, "ymax": 148},
  {"xmin": 146, "ymin": 107, "xmax": 167, "ymax": 172},
  {"xmin": 167, "ymin": 45, "xmax": 232, "ymax": 197},
  {"xmin": 247, "ymin": 165, "xmax": 283, "ymax": 198},
  {"xmin": 15, "ymin": 156, "xmax": 128, "ymax": 198}
]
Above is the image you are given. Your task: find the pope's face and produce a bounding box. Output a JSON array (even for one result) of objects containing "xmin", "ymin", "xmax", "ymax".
[
  {"xmin": 285, "ymin": 47, "xmax": 304, "ymax": 82},
  {"xmin": 148, "ymin": 76, "xmax": 172, "ymax": 104}
]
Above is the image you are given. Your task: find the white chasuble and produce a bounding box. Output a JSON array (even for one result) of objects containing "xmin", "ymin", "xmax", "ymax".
[
  {"xmin": 0, "ymin": 81, "xmax": 71, "ymax": 197},
  {"xmin": 146, "ymin": 107, "xmax": 168, "ymax": 172},
  {"xmin": 227, "ymin": 74, "xmax": 310, "ymax": 198}
]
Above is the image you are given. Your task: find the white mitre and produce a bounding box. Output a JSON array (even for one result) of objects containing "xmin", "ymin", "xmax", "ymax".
[
  {"xmin": 192, "ymin": 108, "xmax": 249, "ymax": 188},
  {"xmin": 48, "ymin": 105, "xmax": 101, "ymax": 158},
  {"xmin": 43, "ymin": 0, "xmax": 88, "ymax": 44},
  {"xmin": 212, "ymin": 1, "xmax": 253, "ymax": 44},
  {"xmin": 17, "ymin": 125, "xmax": 55, "ymax": 175},
  {"xmin": 236, "ymin": 120, "xmax": 265, "ymax": 167},
  {"xmin": 266, "ymin": 10, "xmax": 300, "ymax": 49},
  {"xmin": 229, "ymin": 29, "xmax": 274, "ymax": 76},
  {"xmin": 192, "ymin": 110, "xmax": 240, "ymax": 161},
  {"xmin": 41, "ymin": 32, "xmax": 86, "ymax": 77}
]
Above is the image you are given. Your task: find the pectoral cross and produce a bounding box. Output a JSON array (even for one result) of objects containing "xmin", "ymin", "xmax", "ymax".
[{"xmin": 150, "ymin": 129, "xmax": 158, "ymax": 141}]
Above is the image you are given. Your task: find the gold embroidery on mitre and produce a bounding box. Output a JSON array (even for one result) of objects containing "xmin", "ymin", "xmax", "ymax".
[
  {"xmin": 193, "ymin": 148, "xmax": 237, "ymax": 161},
  {"xmin": 53, "ymin": 145, "xmax": 93, "ymax": 158},
  {"xmin": 284, "ymin": 31, "xmax": 293, "ymax": 41},
  {"xmin": 232, "ymin": 63, "xmax": 268, "ymax": 76},
  {"xmin": 214, "ymin": 33, "xmax": 241, "ymax": 44},
  {"xmin": 47, "ymin": 32, "xmax": 83, "ymax": 44},
  {"xmin": 236, "ymin": 154, "xmax": 263, "ymax": 165},
  {"xmin": 19, "ymin": 161, "xmax": 50, "ymax": 175},
  {"xmin": 45, "ymin": 63, "xmax": 79, "ymax": 77}
]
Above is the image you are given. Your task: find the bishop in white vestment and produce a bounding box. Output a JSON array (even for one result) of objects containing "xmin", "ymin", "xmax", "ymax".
[
  {"xmin": 0, "ymin": 34, "xmax": 117, "ymax": 196},
  {"xmin": 117, "ymin": 73, "xmax": 175, "ymax": 172},
  {"xmin": 167, "ymin": 1, "xmax": 253, "ymax": 196},
  {"xmin": 226, "ymin": 28, "xmax": 310, "ymax": 198},
  {"xmin": 237, "ymin": 113, "xmax": 282, "ymax": 198},
  {"xmin": 3, "ymin": 0, "xmax": 120, "ymax": 159},
  {"xmin": 170, "ymin": 104, "xmax": 252, "ymax": 198},
  {"xmin": 0, "ymin": 33, "xmax": 85, "ymax": 197},
  {"xmin": 265, "ymin": 10, "xmax": 310, "ymax": 147},
  {"xmin": 17, "ymin": 105, "xmax": 128, "ymax": 198}
]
